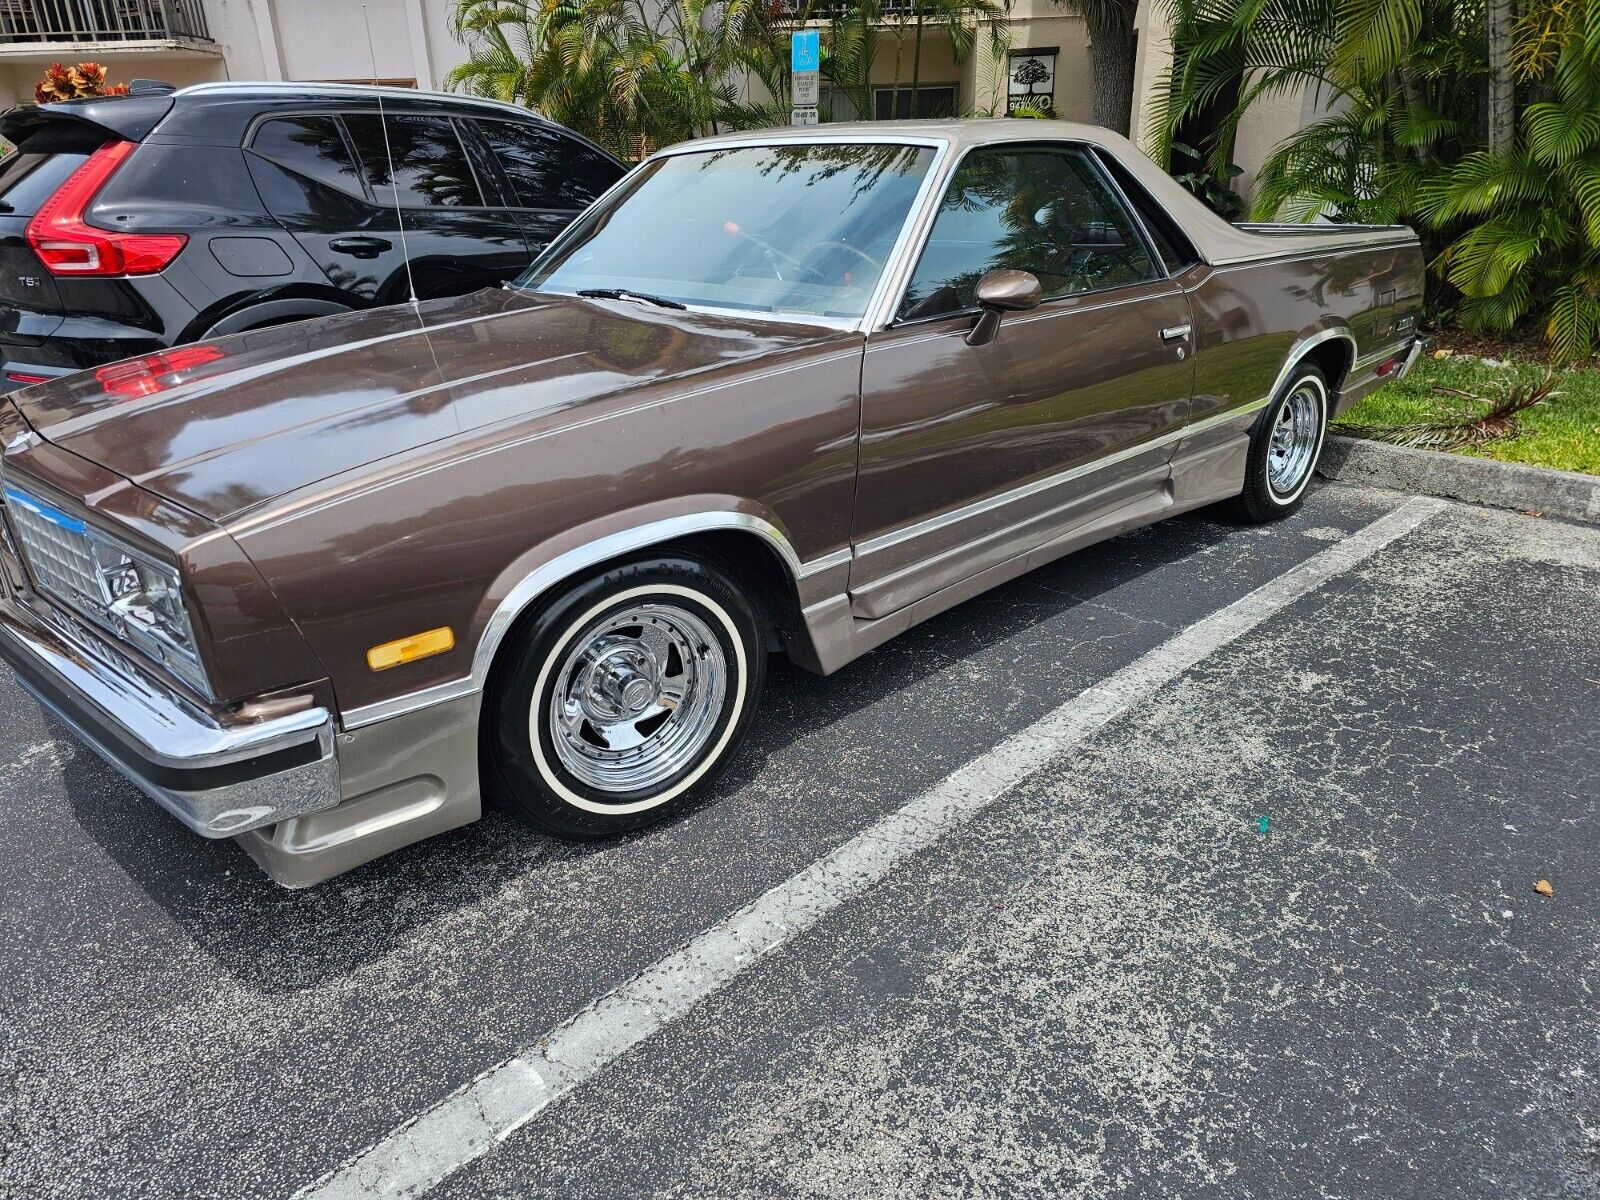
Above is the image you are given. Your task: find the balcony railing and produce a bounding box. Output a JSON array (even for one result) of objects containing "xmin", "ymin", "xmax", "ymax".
[
  {"xmin": 792, "ymin": 0, "xmax": 917, "ymax": 18},
  {"xmin": 0, "ymin": 0, "xmax": 212, "ymax": 45}
]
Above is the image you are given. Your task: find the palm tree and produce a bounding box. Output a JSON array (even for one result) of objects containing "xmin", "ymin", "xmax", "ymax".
[
  {"xmin": 448, "ymin": 0, "xmax": 776, "ymax": 156},
  {"xmin": 1053, "ymin": 0, "xmax": 1139, "ymax": 133},
  {"xmin": 1421, "ymin": 1, "xmax": 1600, "ymax": 360},
  {"xmin": 909, "ymin": 0, "xmax": 1009, "ymax": 114},
  {"xmin": 1156, "ymin": 0, "xmax": 1600, "ymax": 361}
]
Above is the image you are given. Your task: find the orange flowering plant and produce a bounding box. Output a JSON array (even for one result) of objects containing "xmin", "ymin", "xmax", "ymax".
[{"xmin": 34, "ymin": 62, "xmax": 129, "ymax": 103}]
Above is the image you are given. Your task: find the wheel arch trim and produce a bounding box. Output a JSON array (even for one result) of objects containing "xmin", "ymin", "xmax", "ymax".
[
  {"xmin": 339, "ymin": 511, "xmax": 835, "ymax": 731},
  {"xmin": 1270, "ymin": 326, "xmax": 1357, "ymax": 402},
  {"xmin": 201, "ymin": 297, "xmax": 352, "ymax": 339}
]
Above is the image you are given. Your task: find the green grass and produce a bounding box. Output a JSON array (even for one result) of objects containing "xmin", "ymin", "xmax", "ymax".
[{"xmin": 1337, "ymin": 355, "xmax": 1600, "ymax": 475}]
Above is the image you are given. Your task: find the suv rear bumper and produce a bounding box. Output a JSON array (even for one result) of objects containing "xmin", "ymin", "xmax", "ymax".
[
  {"xmin": 1, "ymin": 315, "xmax": 169, "ymax": 390},
  {"xmin": 0, "ymin": 360, "xmax": 75, "ymax": 391},
  {"xmin": 0, "ymin": 599, "xmax": 339, "ymax": 837}
]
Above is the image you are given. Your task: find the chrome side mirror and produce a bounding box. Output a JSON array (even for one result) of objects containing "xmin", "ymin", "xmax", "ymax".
[{"xmin": 966, "ymin": 269, "xmax": 1043, "ymax": 347}]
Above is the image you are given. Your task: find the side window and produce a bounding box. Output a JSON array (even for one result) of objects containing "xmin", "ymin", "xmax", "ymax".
[
  {"xmin": 1092, "ymin": 149, "xmax": 1198, "ymax": 273},
  {"xmin": 898, "ymin": 145, "xmax": 1160, "ymax": 321},
  {"xmin": 247, "ymin": 116, "xmax": 365, "ymax": 200},
  {"xmin": 476, "ymin": 120, "xmax": 622, "ymax": 210},
  {"xmin": 343, "ymin": 113, "xmax": 484, "ymax": 208}
]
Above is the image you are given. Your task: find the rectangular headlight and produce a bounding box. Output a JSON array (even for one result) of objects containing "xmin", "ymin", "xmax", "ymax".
[{"xmin": 3, "ymin": 483, "xmax": 209, "ymax": 695}]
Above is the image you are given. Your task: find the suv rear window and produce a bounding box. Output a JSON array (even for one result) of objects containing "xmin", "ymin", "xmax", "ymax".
[
  {"xmin": 249, "ymin": 116, "xmax": 365, "ymax": 199},
  {"xmin": 344, "ymin": 113, "xmax": 484, "ymax": 209},
  {"xmin": 0, "ymin": 151, "xmax": 89, "ymax": 218},
  {"xmin": 475, "ymin": 121, "xmax": 619, "ymax": 210}
]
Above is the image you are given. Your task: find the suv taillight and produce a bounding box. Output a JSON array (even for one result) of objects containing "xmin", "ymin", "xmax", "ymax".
[{"xmin": 25, "ymin": 141, "xmax": 188, "ymax": 277}]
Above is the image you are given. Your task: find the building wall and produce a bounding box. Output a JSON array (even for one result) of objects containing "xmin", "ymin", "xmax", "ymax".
[
  {"xmin": 997, "ymin": 9, "xmax": 1093, "ymax": 122},
  {"xmin": 1128, "ymin": 0, "xmax": 1171, "ymax": 156},
  {"xmin": 1229, "ymin": 78, "xmax": 1343, "ymax": 212},
  {"xmin": 815, "ymin": 12, "xmax": 1090, "ymax": 125},
  {"xmin": 274, "ymin": 0, "xmax": 404, "ymax": 81},
  {"xmin": 1, "ymin": 0, "xmax": 1327, "ymax": 210},
  {"xmin": 0, "ymin": 0, "xmax": 477, "ymax": 110}
]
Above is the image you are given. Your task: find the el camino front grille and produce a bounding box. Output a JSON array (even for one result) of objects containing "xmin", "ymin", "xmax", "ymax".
[{"xmin": 3, "ymin": 489, "xmax": 107, "ymax": 615}]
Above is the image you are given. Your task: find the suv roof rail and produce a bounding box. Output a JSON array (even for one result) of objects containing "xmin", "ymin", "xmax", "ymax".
[{"xmin": 171, "ymin": 81, "xmax": 547, "ymax": 123}]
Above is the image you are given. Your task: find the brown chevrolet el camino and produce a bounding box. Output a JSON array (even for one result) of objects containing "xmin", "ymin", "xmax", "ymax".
[{"xmin": 0, "ymin": 121, "xmax": 1424, "ymax": 886}]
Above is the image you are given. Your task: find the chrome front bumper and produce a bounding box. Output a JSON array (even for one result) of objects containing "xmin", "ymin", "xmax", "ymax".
[{"xmin": 0, "ymin": 603, "xmax": 340, "ymax": 837}]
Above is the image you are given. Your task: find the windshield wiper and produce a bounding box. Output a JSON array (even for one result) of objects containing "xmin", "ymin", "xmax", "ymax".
[{"xmin": 576, "ymin": 287, "xmax": 687, "ymax": 311}]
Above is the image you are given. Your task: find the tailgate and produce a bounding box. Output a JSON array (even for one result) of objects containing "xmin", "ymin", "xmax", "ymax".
[
  {"xmin": 0, "ymin": 215, "xmax": 66, "ymax": 347},
  {"xmin": 0, "ymin": 150, "xmax": 90, "ymax": 348}
]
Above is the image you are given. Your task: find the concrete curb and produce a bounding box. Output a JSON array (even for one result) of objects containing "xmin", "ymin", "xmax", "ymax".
[{"xmin": 1317, "ymin": 435, "xmax": 1600, "ymax": 525}]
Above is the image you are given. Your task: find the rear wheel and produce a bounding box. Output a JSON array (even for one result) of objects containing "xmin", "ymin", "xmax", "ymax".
[
  {"xmin": 1232, "ymin": 362, "xmax": 1329, "ymax": 522},
  {"xmin": 483, "ymin": 556, "xmax": 765, "ymax": 838}
]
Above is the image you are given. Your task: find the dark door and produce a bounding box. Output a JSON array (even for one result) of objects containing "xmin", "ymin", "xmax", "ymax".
[
  {"xmin": 849, "ymin": 142, "xmax": 1194, "ymax": 618},
  {"xmin": 244, "ymin": 113, "xmax": 408, "ymax": 304},
  {"xmin": 469, "ymin": 119, "xmax": 625, "ymax": 255},
  {"xmin": 246, "ymin": 111, "xmax": 534, "ymax": 305},
  {"xmin": 341, "ymin": 111, "xmax": 534, "ymax": 300}
]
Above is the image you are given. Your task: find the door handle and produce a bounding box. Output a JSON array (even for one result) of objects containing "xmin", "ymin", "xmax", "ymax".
[
  {"xmin": 329, "ymin": 236, "xmax": 393, "ymax": 259},
  {"xmin": 1160, "ymin": 324, "xmax": 1192, "ymax": 341}
]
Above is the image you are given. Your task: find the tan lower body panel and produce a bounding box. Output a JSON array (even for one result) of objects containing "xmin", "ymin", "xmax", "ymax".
[{"xmin": 236, "ymin": 693, "xmax": 482, "ymax": 888}]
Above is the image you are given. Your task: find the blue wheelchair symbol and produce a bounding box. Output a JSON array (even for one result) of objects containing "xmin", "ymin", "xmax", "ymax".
[{"xmin": 792, "ymin": 30, "xmax": 820, "ymax": 74}]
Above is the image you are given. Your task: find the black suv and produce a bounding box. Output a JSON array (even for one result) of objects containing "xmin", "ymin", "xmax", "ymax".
[{"xmin": 0, "ymin": 82, "xmax": 626, "ymax": 388}]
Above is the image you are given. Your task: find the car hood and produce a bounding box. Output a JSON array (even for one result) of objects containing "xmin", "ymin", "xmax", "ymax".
[{"xmin": 8, "ymin": 289, "xmax": 852, "ymax": 522}]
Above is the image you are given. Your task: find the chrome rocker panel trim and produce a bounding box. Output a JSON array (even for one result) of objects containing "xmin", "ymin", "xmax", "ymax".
[{"xmin": 0, "ymin": 605, "xmax": 338, "ymax": 837}]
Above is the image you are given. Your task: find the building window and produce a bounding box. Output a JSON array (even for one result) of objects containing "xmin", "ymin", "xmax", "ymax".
[
  {"xmin": 873, "ymin": 85, "xmax": 958, "ymax": 120},
  {"xmin": 1007, "ymin": 49, "xmax": 1057, "ymax": 116}
]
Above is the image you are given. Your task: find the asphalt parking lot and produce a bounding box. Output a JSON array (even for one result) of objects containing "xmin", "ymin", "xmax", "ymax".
[{"xmin": 2, "ymin": 479, "xmax": 1596, "ymax": 1200}]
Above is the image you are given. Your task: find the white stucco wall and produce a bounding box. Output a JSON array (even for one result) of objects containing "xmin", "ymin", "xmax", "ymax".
[
  {"xmin": 1128, "ymin": 0, "xmax": 1171, "ymax": 155},
  {"xmin": 0, "ymin": 0, "xmax": 479, "ymax": 108},
  {"xmin": 1230, "ymin": 77, "xmax": 1343, "ymax": 210}
]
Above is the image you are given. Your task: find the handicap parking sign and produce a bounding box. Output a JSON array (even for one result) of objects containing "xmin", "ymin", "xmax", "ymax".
[{"xmin": 791, "ymin": 30, "xmax": 820, "ymax": 74}]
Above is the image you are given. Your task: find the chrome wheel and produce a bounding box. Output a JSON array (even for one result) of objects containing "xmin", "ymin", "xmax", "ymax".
[
  {"xmin": 1266, "ymin": 380, "xmax": 1323, "ymax": 499},
  {"xmin": 543, "ymin": 600, "xmax": 729, "ymax": 796}
]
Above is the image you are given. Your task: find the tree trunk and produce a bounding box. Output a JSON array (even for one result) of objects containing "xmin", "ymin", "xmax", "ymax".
[
  {"xmin": 889, "ymin": 12, "xmax": 905, "ymax": 118},
  {"xmin": 1084, "ymin": 1, "xmax": 1138, "ymax": 136},
  {"xmin": 911, "ymin": 11, "xmax": 924, "ymax": 111},
  {"xmin": 1486, "ymin": 0, "xmax": 1515, "ymax": 153},
  {"xmin": 1397, "ymin": 70, "xmax": 1430, "ymax": 164}
]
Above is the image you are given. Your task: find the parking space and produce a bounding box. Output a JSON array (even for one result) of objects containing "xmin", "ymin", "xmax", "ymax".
[{"xmin": 2, "ymin": 482, "xmax": 1596, "ymax": 1199}]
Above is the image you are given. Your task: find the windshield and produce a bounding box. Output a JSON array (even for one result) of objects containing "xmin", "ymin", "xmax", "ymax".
[{"xmin": 518, "ymin": 142, "xmax": 937, "ymax": 320}]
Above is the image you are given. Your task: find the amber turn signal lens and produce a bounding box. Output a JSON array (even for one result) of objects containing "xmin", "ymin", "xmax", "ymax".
[{"xmin": 366, "ymin": 627, "xmax": 455, "ymax": 671}]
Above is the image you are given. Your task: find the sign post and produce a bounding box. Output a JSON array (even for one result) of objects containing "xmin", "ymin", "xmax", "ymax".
[{"xmin": 791, "ymin": 29, "xmax": 820, "ymax": 126}]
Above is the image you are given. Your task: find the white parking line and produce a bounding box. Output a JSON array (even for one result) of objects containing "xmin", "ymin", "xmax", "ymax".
[{"xmin": 295, "ymin": 495, "xmax": 1447, "ymax": 1200}]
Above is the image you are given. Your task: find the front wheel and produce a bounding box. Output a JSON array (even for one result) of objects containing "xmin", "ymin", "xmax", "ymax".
[
  {"xmin": 1232, "ymin": 362, "xmax": 1329, "ymax": 522},
  {"xmin": 483, "ymin": 556, "xmax": 765, "ymax": 839}
]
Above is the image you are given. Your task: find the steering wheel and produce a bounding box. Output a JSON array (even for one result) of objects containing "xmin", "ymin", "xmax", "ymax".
[{"xmin": 796, "ymin": 240, "xmax": 882, "ymax": 282}]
